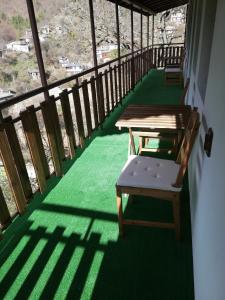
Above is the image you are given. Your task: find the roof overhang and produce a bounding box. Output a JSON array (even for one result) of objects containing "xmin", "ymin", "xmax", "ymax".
[{"xmin": 107, "ymin": 0, "xmax": 188, "ymax": 16}]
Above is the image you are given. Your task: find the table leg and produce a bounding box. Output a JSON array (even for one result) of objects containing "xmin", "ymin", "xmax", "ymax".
[{"xmin": 129, "ymin": 128, "xmax": 136, "ymax": 155}]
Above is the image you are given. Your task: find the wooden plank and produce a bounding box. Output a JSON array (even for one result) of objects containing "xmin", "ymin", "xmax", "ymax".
[
  {"xmin": 72, "ymin": 85, "xmax": 85, "ymax": 147},
  {"xmin": 0, "ymin": 186, "xmax": 11, "ymax": 227},
  {"xmin": 20, "ymin": 106, "xmax": 49, "ymax": 192},
  {"xmin": 82, "ymin": 80, "xmax": 92, "ymax": 137},
  {"xmin": 0, "ymin": 124, "xmax": 26, "ymax": 213},
  {"xmin": 4, "ymin": 116, "xmax": 32, "ymax": 200},
  {"xmin": 114, "ymin": 66, "xmax": 118, "ymax": 106},
  {"xmin": 90, "ymin": 76, "xmax": 99, "ymax": 128},
  {"xmin": 104, "ymin": 70, "xmax": 110, "ymax": 115},
  {"xmin": 60, "ymin": 90, "xmax": 76, "ymax": 158},
  {"xmin": 123, "ymin": 219, "xmax": 175, "ymax": 229},
  {"xmin": 109, "ymin": 66, "xmax": 114, "ymax": 111},
  {"xmin": 41, "ymin": 99, "xmax": 63, "ymax": 177}
]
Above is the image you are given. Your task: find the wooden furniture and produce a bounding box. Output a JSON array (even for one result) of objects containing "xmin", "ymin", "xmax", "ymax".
[
  {"xmin": 116, "ymin": 110, "xmax": 200, "ymax": 239},
  {"xmin": 116, "ymin": 104, "xmax": 192, "ymax": 155},
  {"xmin": 165, "ymin": 55, "xmax": 184, "ymax": 85},
  {"xmin": 180, "ymin": 78, "xmax": 190, "ymax": 105}
]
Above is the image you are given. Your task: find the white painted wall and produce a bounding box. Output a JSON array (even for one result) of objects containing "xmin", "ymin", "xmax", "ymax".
[{"xmin": 186, "ymin": 0, "xmax": 225, "ymax": 299}]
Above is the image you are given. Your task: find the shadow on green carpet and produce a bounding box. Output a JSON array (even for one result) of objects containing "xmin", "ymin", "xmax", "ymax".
[{"xmin": 0, "ymin": 70, "xmax": 194, "ymax": 300}]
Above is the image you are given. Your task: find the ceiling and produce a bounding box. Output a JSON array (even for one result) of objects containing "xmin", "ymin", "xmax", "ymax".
[{"xmin": 108, "ymin": 0, "xmax": 188, "ymax": 16}]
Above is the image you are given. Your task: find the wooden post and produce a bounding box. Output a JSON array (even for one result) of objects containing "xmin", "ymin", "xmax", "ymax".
[
  {"xmin": 26, "ymin": 0, "xmax": 49, "ymax": 100},
  {"xmin": 140, "ymin": 11, "xmax": 143, "ymax": 78},
  {"xmin": 115, "ymin": 1, "xmax": 122, "ymax": 103},
  {"xmin": 89, "ymin": 0, "xmax": 98, "ymax": 77},
  {"xmin": 131, "ymin": 6, "xmax": 135, "ymax": 88},
  {"xmin": 147, "ymin": 15, "xmax": 149, "ymax": 49},
  {"xmin": 152, "ymin": 15, "xmax": 154, "ymax": 47}
]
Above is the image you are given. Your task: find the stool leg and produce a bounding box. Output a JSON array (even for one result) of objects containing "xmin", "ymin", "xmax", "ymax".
[{"xmin": 116, "ymin": 189, "xmax": 124, "ymax": 236}]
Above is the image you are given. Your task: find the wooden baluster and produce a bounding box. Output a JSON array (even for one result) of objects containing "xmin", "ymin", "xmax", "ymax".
[
  {"xmin": 118, "ymin": 63, "xmax": 122, "ymax": 103},
  {"xmin": 0, "ymin": 186, "xmax": 11, "ymax": 228},
  {"xmin": 157, "ymin": 47, "xmax": 161, "ymax": 69},
  {"xmin": 97, "ymin": 72, "xmax": 105, "ymax": 122},
  {"xmin": 3, "ymin": 116, "xmax": 32, "ymax": 200},
  {"xmin": 114, "ymin": 66, "xmax": 118, "ymax": 106},
  {"xmin": 109, "ymin": 66, "xmax": 114, "ymax": 111},
  {"xmin": 60, "ymin": 90, "xmax": 76, "ymax": 158},
  {"xmin": 72, "ymin": 85, "xmax": 85, "ymax": 147},
  {"xmin": 125, "ymin": 60, "xmax": 128, "ymax": 95},
  {"xmin": 0, "ymin": 124, "xmax": 26, "ymax": 213},
  {"xmin": 20, "ymin": 105, "xmax": 50, "ymax": 193},
  {"xmin": 128, "ymin": 59, "xmax": 131, "ymax": 90},
  {"xmin": 82, "ymin": 80, "xmax": 92, "ymax": 137},
  {"xmin": 122, "ymin": 62, "xmax": 125, "ymax": 98},
  {"xmin": 90, "ymin": 76, "xmax": 99, "ymax": 128},
  {"xmin": 41, "ymin": 98, "xmax": 64, "ymax": 177},
  {"xmin": 104, "ymin": 70, "xmax": 110, "ymax": 115},
  {"xmin": 165, "ymin": 47, "xmax": 168, "ymax": 67}
]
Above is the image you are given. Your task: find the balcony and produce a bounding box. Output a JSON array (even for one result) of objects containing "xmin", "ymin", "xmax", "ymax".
[{"xmin": 0, "ymin": 67, "xmax": 194, "ymax": 299}]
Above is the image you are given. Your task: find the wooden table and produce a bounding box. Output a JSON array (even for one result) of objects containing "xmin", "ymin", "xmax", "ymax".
[{"xmin": 115, "ymin": 104, "xmax": 191, "ymax": 155}]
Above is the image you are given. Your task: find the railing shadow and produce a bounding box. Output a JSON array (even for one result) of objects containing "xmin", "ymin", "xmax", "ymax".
[{"xmin": 0, "ymin": 192, "xmax": 193, "ymax": 300}]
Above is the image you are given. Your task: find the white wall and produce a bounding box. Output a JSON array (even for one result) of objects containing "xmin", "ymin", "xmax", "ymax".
[{"xmin": 186, "ymin": 0, "xmax": 225, "ymax": 299}]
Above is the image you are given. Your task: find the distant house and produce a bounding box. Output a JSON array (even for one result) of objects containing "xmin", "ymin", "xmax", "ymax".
[
  {"xmin": 0, "ymin": 89, "xmax": 16, "ymax": 102},
  {"xmin": 22, "ymin": 30, "xmax": 33, "ymax": 44},
  {"xmin": 64, "ymin": 63, "xmax": 83, "ymax": 73},
  {"xmin": 6, "ymin": 40, "xmax": 30, "ymax": 53},
  {"xmin": 28, "ymin": 69, "xmax": 40, "ymax": 80},
  {"xmin": 96, "ymin": 44, "xmax": 118, "ymax": 61},
  {"xmin": 58, "ymin": 56, "xmax": 69, "ymax": 66}
]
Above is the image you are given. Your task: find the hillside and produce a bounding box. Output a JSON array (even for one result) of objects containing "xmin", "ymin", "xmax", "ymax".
[{"xmin": 0, "ymin": 0, "xmax": 186, "ymax": 94}]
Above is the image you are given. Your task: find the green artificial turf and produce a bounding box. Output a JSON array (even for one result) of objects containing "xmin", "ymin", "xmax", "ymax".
[{"xmin": 0, "ymin": 70, "xmax": 194, "ymax": 300}]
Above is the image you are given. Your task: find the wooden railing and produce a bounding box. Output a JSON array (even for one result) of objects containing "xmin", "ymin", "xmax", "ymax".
[
  {"xmin": 0, "ymin": 47, "xmax": 153, "ymax": 232},
  {"xmin": 0, "ymin": 43, "xmax": 184, "ymax": 234},
  {"xmin": 152, "ymin": 43, "xmax": 184, "ymax": 68}
]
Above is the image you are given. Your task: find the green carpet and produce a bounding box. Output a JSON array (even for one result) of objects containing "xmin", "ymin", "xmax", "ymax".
[{"xmin": 0, "ymin": 70, "xmax": 194, "ymax": 300}]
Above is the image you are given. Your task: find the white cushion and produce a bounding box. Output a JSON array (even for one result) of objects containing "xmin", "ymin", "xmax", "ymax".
[
  {"xmin": 165, "ymin": 67, "xmax": 181, "ymax": 73},
  {"xmin": 117, "ymin": 155, "xmax": 181, "ymax": 192}
]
